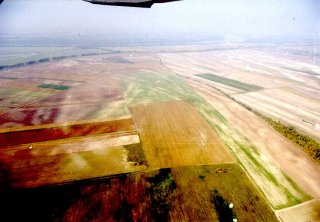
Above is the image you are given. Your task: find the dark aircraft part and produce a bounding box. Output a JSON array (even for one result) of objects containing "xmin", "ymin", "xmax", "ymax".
[
  {"xmin": 0, "ymin": 0, "xmax": 4, "ymax": 5},
  {"xmin": 83, "ymin": 0, "xmax": 180, "ymax": 8}
]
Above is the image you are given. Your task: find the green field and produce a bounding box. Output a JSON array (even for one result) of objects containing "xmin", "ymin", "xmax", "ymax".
[
  {"xmin": 38, "ymin": 84, "xmax": 70, "ymax": 90},
  {"xmin": 196, "ymin": 73, "xmax": 263, "ymax": 92}
]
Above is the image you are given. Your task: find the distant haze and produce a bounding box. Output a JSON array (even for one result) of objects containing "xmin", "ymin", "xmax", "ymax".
[{"xmin": 0, "ymin": 0, "xmax": 319, "ymax": 44}]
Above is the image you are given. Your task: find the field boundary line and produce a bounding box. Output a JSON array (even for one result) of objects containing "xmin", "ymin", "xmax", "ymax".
[
  {"xmin": 0, "ymin": 115, "xmax": 133, "ymax": 133},
  {"xmin": 275, "ymin": 198, "xmax": 320, "ymax": 213}
]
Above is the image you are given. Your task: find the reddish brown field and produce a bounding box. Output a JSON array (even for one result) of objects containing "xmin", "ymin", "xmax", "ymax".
[
  {"xmin": 0, "ymin": 132, "xmax": 145, "ymax": 187},
  {"xmin": 0, "ymin": 117, "xmax": 135, "ymax": 146}
]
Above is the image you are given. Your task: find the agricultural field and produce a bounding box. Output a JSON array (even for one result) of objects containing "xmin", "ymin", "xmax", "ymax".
[
  {"xmin": 130, "ymin": 100, "xmax": 235, "ymax": 168},
  {"xmin": 0, "ymin": 117, "xmax": 135, "ymax": 146},
  {"xmin": 105, "ymin": 54, "xmax": 309, "ymax": 209},
  {"xmin": 189, "ymin": 83, "xmax": 320, "ymax": 200},
  {"xmin": 158, "ymin": 48, "xmax": 318, "ymax": 210},
  {"xmin": 0, "ymin": 164, "xmax": 278, "ymax": 221},
  {"xmin": 0, "ymin": 58, "xmax": 129, "ymax": 128},
  {"xmin": 0, "ymin": 44, "xmax": 319, "ymax": 221},
  {"xmin": 159, "ymin": 49, "xmax": 320, "ymax": 141},
  {"xmin": 196, "ymin": 73, "xmax": 263, "ymax": 92},
  {"xmin": 0, "ymin": 54, "xmax": 144, "ymax": 188},
  {"xmin": 277, "ymin": 199, "xmax": 320, "ymax": 222},
  {"xmin": 0, "ymin": 114, "xmax": 144, "ymax": 187}
]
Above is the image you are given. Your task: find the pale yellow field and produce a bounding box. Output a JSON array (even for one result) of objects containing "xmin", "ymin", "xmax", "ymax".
[{"xmin": 130, "ymin": 100, "xmax": 235, "ymax": 168}]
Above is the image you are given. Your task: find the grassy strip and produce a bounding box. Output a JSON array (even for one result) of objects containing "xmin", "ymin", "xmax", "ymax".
[
  {"xmin": 196, "ymin": 73, "xmax": 263, "ymax": 92},
  {"xmin": 236, "ymin": 142, "xmax": 307, "ymax": 208},
  {"xmin": 236, "ymin": 142, "xmax": 280, "ymax": 186}
]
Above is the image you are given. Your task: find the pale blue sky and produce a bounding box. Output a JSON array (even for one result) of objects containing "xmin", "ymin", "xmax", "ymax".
[{"xmin": 0, "ymin": 0, "xmax": 319, "ymax": 42}]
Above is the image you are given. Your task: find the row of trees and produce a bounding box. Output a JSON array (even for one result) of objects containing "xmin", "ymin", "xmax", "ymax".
[{"xmin": 0, "ymin": 53, "xmax": 105, "ymax": 70}]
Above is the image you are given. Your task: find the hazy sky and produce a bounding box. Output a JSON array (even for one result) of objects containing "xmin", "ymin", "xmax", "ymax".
[{"xmin": 0, "ymin": 0, "xmax": 319, "ymax": 42}]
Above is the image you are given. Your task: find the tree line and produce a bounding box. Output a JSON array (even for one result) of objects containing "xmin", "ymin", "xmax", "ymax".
[{"xmin": 239, "ymin": 102, "xmax": 320, "ymax": 163}]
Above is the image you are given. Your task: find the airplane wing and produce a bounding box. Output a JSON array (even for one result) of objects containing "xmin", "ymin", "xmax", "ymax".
[{"xmin": 83, "ymin": 0, "xmax": 180, "ymax": 8}]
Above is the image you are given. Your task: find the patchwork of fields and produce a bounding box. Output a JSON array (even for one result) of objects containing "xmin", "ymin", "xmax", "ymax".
[
  {"xmin": 0, "ymin": 44, "xmax": 319, "ymax": 221},
  {"xmin": 160, "ymin": 50, "xmax": 320, "ymax": 140},
  {"xmin": 0, "ymin": 56, "xmax": 144, "ymax": 187}
]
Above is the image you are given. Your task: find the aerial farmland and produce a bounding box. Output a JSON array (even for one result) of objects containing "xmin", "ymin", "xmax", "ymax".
[
  {"xmin": 0, "ymin": 43, "xmax": 319, "ymax": 221},
  {"xmin": 1, "ymin": 0, "xmax": 320, "ymax": 220}
]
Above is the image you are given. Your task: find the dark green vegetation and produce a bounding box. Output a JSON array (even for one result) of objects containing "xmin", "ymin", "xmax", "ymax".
[
  {"xmin": 38, "ymin": 84, "xmax": 70, "ymax": 90},
  {"xmin": 104, "ymin": 57, "xmax": 133, "ymax": 64},
  {"xmin": 0, "ymin": 47, "xmax": 110, "ymax": 69},
  {"xmin": 211, "ymin": 189, "xmax": 236, "ymax": 222},
  {"xmin": 0, "ymin": 76, "xmax": 17, "ymax": 80},
  {"xmin": 267, "ymin": 119, "xmax": 320, "ymax": 163},
  {"xmin": 196, "ymin": 73, "xmax": 263, "ymax": 92},
  {"xmin": 124, "ymin": 143, "xmax": 146, "ymax": 166},
  {"xmin": 239, "ymin": 102, "xmax": 320, "ymax": 163},
  {"xmin": 147, "ymin": 169, "xmax": 177, "ymax": 222}
]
